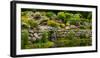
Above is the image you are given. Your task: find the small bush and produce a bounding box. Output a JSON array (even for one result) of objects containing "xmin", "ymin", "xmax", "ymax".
[
  {"xmin": 28, "ymin": 20, "xmax": 38, "ymax": 28},
  {"xmin": 46, "ymin": 12, "xmax": 56, "ymax": 19},
  {"xmin": 21, "ymin": 29, "xmax": 29, "ymax": 49},
  {"xmin": 60, "ymin": 23, "xmax": 65, "ymax": 28},
  {"xmin": 47, "ymin": 20, "xmax": 60, "ymax": 28},
  {"xmin": 57, "ymin": 12, "xmax": 67, "ymax": 23},
  {"xmin": 33, "ymin": 41, "xmax": 54, "ymax": 48},
  {"xmin": 80, "ymin": 39, "xmax": 92, "ymax": 46},
  {"xmin": 41, "ymin": 31, "xmax": 49, "ymax": 43},
  {"xmin": 33, "ymin": 12, "xmax": 41, "ymax": 19}
]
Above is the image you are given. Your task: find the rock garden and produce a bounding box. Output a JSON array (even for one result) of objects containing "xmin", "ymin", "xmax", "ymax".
[{"xmin": 21, "ymin": 9, "xmax": 92, "ymax": 49}]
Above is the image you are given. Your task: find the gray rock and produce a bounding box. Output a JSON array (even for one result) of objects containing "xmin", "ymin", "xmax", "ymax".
[
  {"xmin": 32, "ymin": 37, "xmax": 37, "ymax": 41},
  {"xmin": 34, "ymin": 33, "xmax": 40, "ymax": 39},
  {"xmin": 29, "ymin": 29, "xmax": 34, "ymax": 33}
]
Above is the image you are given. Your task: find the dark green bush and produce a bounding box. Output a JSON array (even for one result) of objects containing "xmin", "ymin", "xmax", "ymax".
[
  {"xmin": 46, "ymin": 12, "xmax": 56, "ymax": 19},
  {"xmin": 80, "ymin": 39, "xmax": 92, "ymax": 46},
  {"xmin": 41, "ymin": 31, "xmax": 49, "ymax": 43},
  {"xmin": 21, "ymin": 29, "xmax": 29, "ymax": 49}
]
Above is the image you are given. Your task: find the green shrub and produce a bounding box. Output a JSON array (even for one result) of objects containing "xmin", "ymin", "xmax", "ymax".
[
  {"xmin": 47, "ymin": 20, "xmax": 60, "ymax": 28},
  {"xmin": 33, "ymin": 41, "xmax": 54, "ymax": 48},
  {"xmin": 33, "ymin": 12, "xmax": 41, "ymax": 19},
  {"xmin": 28, "ymin": 20, "xmax": 38, "ymax": 28},
  {"xmin": 73, "ymin": 14, "xmax": 81, "ymax": 20},
  {"xmin": 41, "ymin": 41, "xmax": 54, "ymax": 48},
  {"xmin": 46, "ymin": 12, "xmax": 57, "ymax": 20},
  {"xmin": 57, "ymin": 12, "xmax": 69, "ymax": 23},
  {"xmin": 80, "ymin": 39, "xmax": 92, "ymax": 46},
  {"xmin": 66, "ymin": 30, "xmax": 76, "ymax": 40},
  {"xmin": 21, "ymin": 22, "xmax": 29, "ymax": 29},
  {"xmin": 21, "ymin": 29, "xmax": 29, "ymax": 49},
  {"xmin": 21, "ymin": 16, "xmax": 29, "ymax": 24},
  {"xmin": 57, "ymin": 12, "xmax": 66, "ymax": 19},
  {"xmin": 69, "ymin": 39, "xmax": 81, "ymax": 46},
  {"xmin": 80, "ymin": 25, "xmax": 86, "ymax": 29},
  {"xmin": 65, "ymin": 13, "xmax": 73, "ymax": 19},
  {"xmin": 67, "ymin": 14, "xmax": 81, "ymax": 25},
  {"xmin": 60, "ymin": 23, "xmax": 65, "ymax": 28},
  {"xmin": 55, "ymin": 39, "xmax": 71, "ymax": 47},
  {"xmin": 41, "ymin": 31, "xmax": 49, "ymax": 43}
]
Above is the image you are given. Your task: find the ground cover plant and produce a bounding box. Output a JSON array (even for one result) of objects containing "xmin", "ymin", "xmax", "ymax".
[{"xmin": 21, "ymin": 8, "xmax": 92, "ymax": 49}]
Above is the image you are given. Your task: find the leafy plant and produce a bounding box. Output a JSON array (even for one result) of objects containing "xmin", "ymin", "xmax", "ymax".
[
  {"xmin": 46, "ymin": 12, "xmax": 55, "ymax": 17},
  {"xmin": 57, "ymin": 12, "xmax": 66, "ymax": 19},
  {"xmin": 47, "ymin": 20, "xmax": 60, "ymax": 28},
  {"xmin": 33, "ymin": 41, "xmax": 54, "ymax": 48},
  {"xmin": 28, "ymin": 19, "xmax": 38, "ymax": 28},
  {"xmin": 33, "ymin": 12, "xmax": 41, "ymax": 19},
  {"xmin": 21, "ymin": 22, "xmax": 29, "ymax": 29},
  {"xmin": 21, "ymin": 29, "xmax": 29, "ymax": 49},
  {"xmin": 57, "ymin": 12, "xmax": 67, "ymax": 23},
  {"xmin": 41, "ymin": 41, "xmax": 54, "ymax": 48},
  {"xmin": 66, "ymin": 30, "xmax": 76, "ymax": 40},
  {"xmin": 41, "ymin": 31, "xmax": 49, "ymax": 43},
  {"xmin": 65, "ymin": 13, "xmax": 73, "ymax": 19},
  {"xmin": 60, "ymin": 23, "xmax": 65, "ymax": 28}
]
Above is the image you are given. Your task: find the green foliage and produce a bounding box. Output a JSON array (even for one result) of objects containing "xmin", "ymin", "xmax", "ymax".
[
  {"xmin": 41, "ymin": 41, "xmax": 54, "ymax": 48},
  {"xmin": 46, "ymin": 12, "xmax": 55, "ymax": 17},
  {"xmin": 68, "ymin": 14, "xmax": 81, "ymax": 25},
  {"xmin": 41, "ymin": 31, "xmax": 49, "ymax": 43},
  {"xmin": 87, "ymin": 12, "xmax": 92, "ymax": 19},
  {"xmin": 60, "ymin": 23, "xmax": 65, "ymax": 28},
  {"xmin": 55, "ymin": 38, "xmax": 81, "ymax": 47},
  {"xmin": 65, "ymin": 30, "xmax": 76, "ymax": 40},
  {"xmin": 47, "ymin": 20, "xmax": 60, "ymax": 28},
  {"xmin": 57, "ymin": 12, "xmax": 67, "ymax": 23},
  {"xmin": 21, "ymin": 29, "xmax": 29, "ymax": 49},
  {"xmin": 21, "ymin": 12, "xmax": 27, "ymax": 16},
  {"xmin": 21, "ymin": 22, "xmax": 29, "ymax": 29},
  {"xmin": 57, "ymin": 12, "xmax": 66, "ymax": 19},
  {"xmin": 33, "ymin": 12, "xmax": 41, "ymax": 19},
  {"xmin": 80, "ymin": 22, "xmax": 92, "ymax": 29},
  {"xmin": 80, "ymin": 39, "xmax": 92, "ymax": 46},
  {"xmin": 46, "ymin": 12, "xmax": 57, "ymax": 20},
  {"xmin": 28, "ymin": 19, "xmax": 38, "ymax": 28},
  {"xmin": 66, "ymin": 22, "xmax": 70, "ymax": 26},
  {"xmin": 65, "ymin": 13, "xmax": 73, "ymax": 19},
  {"xmin": 55, "ymin": 38, "xmax": 91, "ymax": 47},
  {"xmin": 21, "ymin": 16, "xmax": 29, "ymax": 24},
  {"xmin": 33, "ymin": 41, "xmax": 54, "ymax": 48},
  {"xmin": 72, "ymin": 14, "xmax": 81, "ymax": 20},
  {"xmin": 55, "ymin": 38, "xmax": 70, "ymax": 47}
]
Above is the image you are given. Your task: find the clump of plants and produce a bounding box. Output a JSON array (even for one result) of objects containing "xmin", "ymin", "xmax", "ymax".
[
  {"xmin": 47, "ymin": 20, "xmax": 60, "ymax": 28},
  {"xmin": 21, "ymin": 29, "xmax": 29, "ymax": 49}
]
